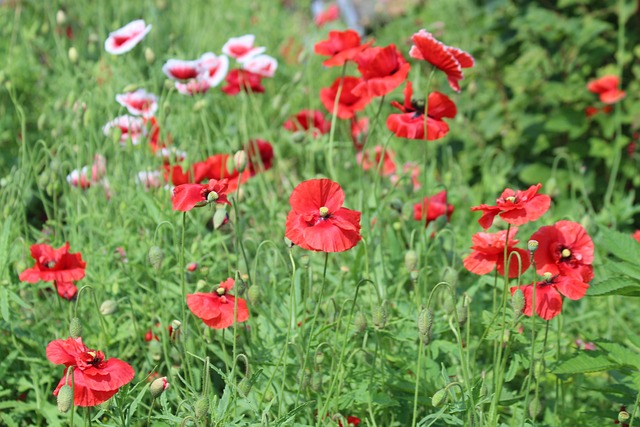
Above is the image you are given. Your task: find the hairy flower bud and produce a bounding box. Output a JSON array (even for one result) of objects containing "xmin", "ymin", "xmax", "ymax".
[
  {"xmin": 311, "ymin": 370, "xmax": 323, "ymax": 392},
  {"xmin": 404, "ymin": 250, "xmax": 418, "ymax": 271},
  {"xmin": 195, "ymin": 396, "xmax": 209, "ymax": 419},
  {"xmin": 150, "ymin": 377, "xmax": 170, "ymax": 398},
  {"xmin": 511, "ymin": 288, "xmax": 525, "ymax": 317},
  {"xmin": 144, "ymin": 47, "xmax": 155, "ymax": 64},
  {"xmin": 57, "ymin": 384, "xmax": 73, "ymax": 413},
  {"xmin": 431, "ymin": 388, "xmax": 448, "ymax": 407},
  {"xmin": 69, "ymin": 317, "xmax": 82, "ymax": 339},
  {"xmin": 372, "ymin": 301, "xmax": 388, "ymax": 330},
  {"xmin": 233, "ymin": 150, "xmax": 248, "ymax": 172},
  {"xmin": 247, "ymin": 285, "xmax": 261, "ymax": 306},
  {"xmin": 148, "ymin": 246, "xmax": 164, "ymax": 270},
  {"xmin": 354, "ymin": 311, "xmax": 367, "ymax": 333},
  {"xmin": 100, "ymin": 300, "xmax": 118, "ymax": 316},
  {"xmin": 68, "ymin": 47, "xmax": 78, "ymax": 63},
  {"xmin": 238, "ymin": 377, "xmax": 252, "ymax": 397},
  {"xmin": 418, "ymin": 306, "xmax": 434, "ymax": 345}
]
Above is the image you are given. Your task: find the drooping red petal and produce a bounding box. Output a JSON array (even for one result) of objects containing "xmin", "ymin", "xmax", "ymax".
[
  {"xmin": 207, "ymin": 295, "xmax": 250, "ymax": 329},
  {"xmin": 55, "ymin": 281, "xmax": 78, "ymax": 300},
  {"xmin": 80, "ymin": 358, "xmax": 135, "ymax": 391},
  {"xmin": 600, "ymin": 89, "xmax": 626, "ymax": 104},
  {"xmin": 172, "ymin": 184, "xmax": 205, "ymax": 211},
  {"xmin": 285, "ymin": 210, "xmax": 315, "ymax": 251},
  {"xmin": 553, "ymin": 275, "xmax": 589, "ymax": 300},
  {"xmin": 427, "ymin": 92, "xmax": 457, "ymax": 120},
  {"xmin": 470, "ymin": 204, "xmax": 502, "ymax": 230},
  {"xmin": 46, "ymin": 337, "xmax": 87, "ymax": 366},
  {"xmin": 53, "ymin": 368, "xmax": 119, "ymax": 407},
  {"xmin": 463, "ymin": 251, "xmax": 496, "ymax": 275}
]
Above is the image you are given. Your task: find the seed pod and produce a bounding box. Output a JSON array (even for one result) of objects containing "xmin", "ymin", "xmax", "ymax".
[
  {"xmin": 456, "ymin": 304, "xmax": 468, "ymax": 328},
  {"xmin": 354, "ymin": 311, "xmax": 367, "ymax": 333},
  {"xmin": 148, "ymin": 246, "xmax": 164, "ymax": 270},
  {"xmin": 100, "ymin": 300, "xmax": 118, "ymax": 316},
  {"xmin": 69, "ymin": 317, "xmax": 82, "ymax": 338},
  {"xmin": 238, "ymin": 377, "xmax": 252, "ymax": 397},
  {"xmin": 418, "ymin": 306, "xmax": 434, "ymax": 345},
  {"xmin": 527, "ymin": 240, "xmax": 539, "ymax": 253},
  {"xmin": 431, "ymin": 388, "xmax": 448, "ymax": 407},
  {"xmin": 150, "ymin": 377, "xmax": 170, "ymax": 398},
  {"xmin": 511, "ymin": 288, "xmax": 525, "ymax": 317},
  {"xmin": 194, "ymin": 396, "xmax": 209, "ymax": 420},
  {"xmin": 233, "ymin": 150, "xmax": 248, "ymax": 172},
  {"xmin": 247, "ymin": 285, "xmax": 261, "ymax": 306},
  {"xmin": 372, "ymin": 301, "xmax": 388, "ymax": 330},
  {"xmin": 213, "ymin": 207, "xmax": 227, "ymax": 230},
  {"xmin": 619, "ymin": 410, "xmax": 631, "ymax": 423},
  {"xmin": 311, "ymin": 370, "xmax": 323, "ymax": 392},
  {"xmin": 57, "ymin": 385, "xmax": 73, "ymax": 413},
  {"xmin": 404, "ymin": 250, "xmax": 418, "ymax": 271}
]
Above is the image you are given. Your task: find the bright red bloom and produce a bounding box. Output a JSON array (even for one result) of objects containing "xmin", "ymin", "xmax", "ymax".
[
  {"xmin": 587, "ymin": 75, "xmax": 626, "ymax": 104},
  {"xmin": 510, "ymin": 273, "xmax": 589, "ymax": 320},
  {"xmin": 633, "ymin": 230, "xmax": 640, "ymax": 243},
  {"xmin": 163, "ymin": 161, "xmax": 210, "ymax": 186},
  {"xmin": 245, "ymin": 139, "xmax": 274, "ymax": 175},
  {"xmin": 314, "ymin": 30, "xmax": 373, "ymax": 67},
  {"xmin": 413, "ymin": 190, "xmax": 454, "ymax": 227},
  {"xmin": 47, "ymin": 337, "xmax": 134, "ymax": 407},
  {"xmin": 104, "ymin": 19, "xmax": 151, "ymax": 55},
  {"xmin": 283, "ymin": 110, "xmax": 331, "ymax": 136},
  {"xmin": 187, "ymin": 278, "xmax": 249, "ymax": 329},
  {"xmin": 531, "ymin": 220, "xmax": 594, "ymax": 282},
  {"xmin": 201, "ymin": 154, "xmax": 250, "ymax": 192},
  {"xmin": 285, "ymin": 179, "xmax": 362, "ymax": 252},
  {"xmin": 55, "ymin": 281, "xmax": 78, "ymax": 300},
  {"xmin": 314, "ymin": 3, "xmax": 340, "ymax": 27},
  {"xmin": 357, "ymin": 146, "xmax": 396, "ymax": 176},
  {"xmin": 463, "ymin": 227, "xmax": 531, "ymax": 278},
  {"xmin": 386, "ymin": 81, "xmax": 456, "ymax": 141},
  {"xmin": 352, "ymin": 45, "xmax": 410, "ymax": 98},
  {"xmin": 350, "ymin": 116, "xmax": 368, "ymax": 150},
  {"xmin": 409, "ymin": 29, "xmax": 474, "ymax": 93},
  {"xmin": 320, "ymin": 76, "xmax": 372, "ymax": 119},
  {"xmin": 471, "ymin": 183, "xmax": 551, "ymax": 230},
  {"xmin": 172, "ymin": 179, "xmax": 231, "ymax": 212},
  {"xmin": 20, "ymin": 242, "xmax": 86, "ymax": 284},
  {"xmin": 222, "ymin": 69, "xmax": 264, "ymax": 95}
]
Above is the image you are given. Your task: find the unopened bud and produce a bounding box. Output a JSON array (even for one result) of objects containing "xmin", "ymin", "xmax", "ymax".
[
  {"xmin": 69, "ymin": 317, "xmax": 82, "ymax": 338},
  {"xmin": 57, "ymin": 385, "xmax": 73, "ymax": 413},
  {"xmin": 194, "ymin": 396, "xmax": 209, "ymax": 419},
  {"xmin": 409, "ymin": 270, "xmax": 419, "ymax": 282},
  {"xmin": 311, "ymin": 370, "xmax": 323, "ymax": 392},
  {"xmin": 527, "ymin": 240, "xmax": 539, "ymax": 253},
  {"xmin": 247, "ymin": 285, "xmax": 261, "ymax": 306},
  {"xmin": 315, "ymin": 351, "xmax": 325, "ymax": 366},
  {"xmin": 511, "ymin": 288, "xmax": 525, "ymax": 317},
  {"xmin": 404, "ymin": 250, "xmax": 418, "ymax": 271},
  {"xmin": 418, "ymin": 306, "xmax": 434, "ymax": 345},
  {"xmin": 170, "ymin": 319, "xmax": 182, "ymax": 333},
  {"xmin": 150, "ymin": 377, "xmax": 169, "ymax": 398},
  {"xmin": 68, "ymin": 47, "xmax": 78, "ymax": 63},
  {"xmin": 372, "ymin": 301, "xmax": 388, "ymax": 330},
  {"xmin": 148, "ymin": 246, "xmax": 164, "ymax": 270},
  {"xmin": 442, "ymin": 267, "xmax": 458, "ymax": 287},
  {"xmin": 238, "ymin": 377, "xmax": 252, "ymax": 397},
  {"xmin": 431, "ymin": 388, "xmax": 448, "ymax": 407},
  {"xmin": 144, "ymin": 47, "xmax": 155, "ymax": 64},
  {"xmin": 233, "ymin": 150, "xmax": 248, "ymax": 172},
  {"xmin": 213, "ymin": 206, "xmax": 227, "ymax": 230},
  {"xmin": 148, "ymin": 340, "xmax": 162, "ymax": 361},
  {"xmin": 56, "ymin": 10, "xmax": 67, "ymax": 25},
  {"xmin": 354, "ymin": 311, "xmax": 367, "ymax": 333},
  {"xmin": 284, "ymin": 237, "xmax": 294, "ymax": 248},
  {"xmin": 100, "ymin": 300, "xmax": 118, "ymax": 315},
  {"xmin": 456, "ymin": 304, "xmax": 468, "ymax": 327},
  {"xmin": 528, "ymin": 396, "xmax": 541, "ymax": 419}
]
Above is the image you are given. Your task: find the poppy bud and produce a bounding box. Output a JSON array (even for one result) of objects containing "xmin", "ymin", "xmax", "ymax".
[
  {"xmin": 232, "ymin": 150, "xmax": 248, "ymax": 172},
  {"xmin": 144, "ymin": 47, "xmax": 155, "ymax": 64},
  {"xmin": 284, "ymin": 237, "xmax": 294, "ymax": 248},
  {"xmin": 404, "ymin": 250, "xmax": 418, "ymax": 271},
  {"xmin": 69, "ymin": 317, "xmax": 82, "ymax": 339},
  {"xmin": 193, "ymin": 99, "xmax": 207, "ymax": 112},
  {"xmin": 150, "ymin": 376, "xmax": 170, "ymax": 398},
  {"xmin": 170, "ymin": 319, "xmax": 182, "ymax": 333},
  {"xmin": 418, "ymin": 306, "xmax": 434, "ymax": 345},
  {"xmin": 263, "ymin": 389, "xmax": 275, "ymax": 402},
  {"xmin": 300, "ymin": 368, "xmax": 312, "ymax": 390},
  {"xmin": 311, "ymin": 370, "xmax": 323, "ymax": 392},
  {"xmin": 392, "ymin": 221, "xmax": 402, "ymax": 231},
  {"xmin": 315, "ymin": 351, "xmax": 325, "ymax": 366},
  {"xmin": 247, "ymin": 285, "xmax": 261, "ymax": 306},
  {"xmin": 354, "ymin": 311, "xmax": 367, "ymax": 333},
  {"xmin": 148, "ymin": 246, "xmax": 164, "ymax": 270},
  {"xmin": 456, "ymin": 304, "xmax": 468, "ymax": 328},
  {"xmin": 511, "ymin": 288, "xmax": 525, "ymax": 317},
  {"xmin": 238, "ymin": 377, "xmax": 252, "ymax": 397},
  {"xmin": 409, "ymin": 270, "xmax": 419, "ymax": 282},
  {"xmin": 100, "ymin": 300, "xmax": 118, "ymax": 315},
  {"xmin": 372, "ymin": 301, "xmax": 388, "ymax": 330},
  {"xmin": 442, "ymin": 267, "xmax": 458, "ymax": 287},
  {"xmin": 619, "ymin": 410, "xmax": 630, "ymax": 423},
  {"xmin": 148, "ymin": 340, "xmax": 162, "ymax": 361},
  {"xmin": 528, "ymin": 396, "xmax": 540, "ymax": 419},
  {"xmin": 194, "ymin": 396, "xmax": 209, "ymax": 419},
  {"xmin": 68, "ymin": 47, "xmax": 78, "ymax": 63},
  {"xmin": 56, "ymin": 10, "xmax": 67, "ymax": 25},
  {"xmin": 390, "ymin": 198, "xmax": 403, "ymax": 213},
  {"xmin": 213, "ymin": 206, "xmax": 227, "ymax": 230},
  {"xmin": 57, "ymin": 384, "xmax": 73, "ymax": 413},
  {"xmin": 431, "ymin": 388, "xmax": 448, "ymax": 407},
  {"xmin": 527, "ymin": 240, "xmax": 539, "ymax": 253}
]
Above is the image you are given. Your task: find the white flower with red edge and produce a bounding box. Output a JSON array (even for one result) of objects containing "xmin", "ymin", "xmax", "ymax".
[
  {"xmin": 222, "ymin": 35, "xmax": 265, "ymax": 63},
  {"xmin": 162, "ymin": 58, "xmax": 201, "ymax": 81},
  {"xmin": 136, "ymin": 171, "xmax": 163, "ymax": 190},
  {"xmin": 242, "ymin": 54, "xmax": 278, "ymax": 78},
  {"xmin": 115, "ymin": 89, "xmax": 158, "ymax": 118},
  {"xmin": 197, "ymin": 53, "xmax": 230, "ymax": 86},
  {"xmin": 104, "ymin": 19, "xmax": 152, "ymax": 55},
  {"xmin": 103, "ymin": 115, "xmax": 146, "ymax": 145}
]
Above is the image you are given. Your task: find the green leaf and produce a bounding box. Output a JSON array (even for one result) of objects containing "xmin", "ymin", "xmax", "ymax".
[
  {"xmin": 597, "ymin": 341, "xmax": 640, "ymax": 370},
  {"xmin": 587, "ymin": 276, "xmax": 640, "ymax": 296},
  {"xmin": 553, "ymin": 351, "xmax": 619, "ymax": 374},
  {"xmin": 599, "ymin": 227, "xmax": 640, "ymax": 264},
  {"xmin": 605, "ymin": 261, "xmax": 640, "ymax": 280}
]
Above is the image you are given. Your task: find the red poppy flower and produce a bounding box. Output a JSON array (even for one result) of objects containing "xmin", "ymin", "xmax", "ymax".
[
  {"xmin": 222, "ymin": 69, "xmax": 264, "ymax": 95},
  {"xmin": 242, "ymin": 54, "xmax": 278, "ymax": 78},
  {"xmin": 633, "ymin": 230, "xmax": 640, "ymax": 243},
  {"xmin": 283, "ymin": 110, "xmax": 331, "ymax": 136},
  {"xmin": 47, "ymin": 337, "xmax": 135, "ymax": 407},
  {"xmin": 163, "ymin": 160, "xmax": 210, "ymax": 186},
  {"xmin": 314, "ymin": 3, "xmax": 340, "ymax": 27},
  {"xmin": 222, "ymin": 34, "xmax": 266, "ymax": 63},
  {"xmin": 390, "ymin": 161, "xmax": 421, "ymax": 190},
  {"xmin": 103, "ymin": 115, "xmax": 146, "ymax": 145},
  {"xmin": 104, "ymin": 19, "xmax": 152, "ymax": 55},
  {"xmin": 470, "ymin": 183, "xmax": 551, "ymax": 230},
  {"xmin": 55, "ymin": 281, "xmax": 78, "ymax": 300},
  {"xmin": 20, "ymin": 242, "xmax": 86, "ymax": 284},
  {"xmin": 201, "ymin": 154, "xmax": 250, "ymax": 192},
  {"xmin": 530, "ymin": 220, "xmax": 594, "ymax": 282},
  {"xmin": 510, "ymin": 273, "xmax": 590, "ymax": 320},
  {"xmin": 350, "ymin": 116, "xmax": 368, "ymax": 150},
  {"xmin": 172, "ymin": 179, "xmax": 231, "ymax": 212},
  {"xmin": 285, "ymin": 179, "xmax": 362, "ymax": 252},
  {"xmin": 352, "ymin": 45, "xmax": 410, "ymax": 98},
  {"xmin": 115, "ymin": 89, "xmax": 157, "ymax": 118},
  {"xmin": 413, "ymin": 190, "xmax": 454, "ymax": 227},
  {"xmin": 463, "ymin": 227, "xmax": 531, "ymax": 278},
  {"xmin": 245, "ymin": 139, "xmax": 274, "ymax": 174},
  {"xmin": 320, "ymin": 76, "xmax": 372, "ymax": 119},
  {"xmin": 409, "ymin": 29, "xmax": 474, "ymax": 93},
  {"xmin": 187, "ymin": 278, "xmax": 249, "ymax": 329},
  {"xmin": 314, "ymin": 30, "xmax": 373, "ymax": 67},
  {"xmin": 587, "ymin": 75, "xmax": 626, "ymax": 104},
  {"xmin": 357, "ymin": 146, "xmax": 396, "ymax": 176},
  {"xmin": 386, "ymin": 81, "xmax": 456, "ymax": 141}
]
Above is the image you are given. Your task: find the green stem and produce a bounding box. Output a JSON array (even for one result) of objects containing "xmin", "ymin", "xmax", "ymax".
[
  {"xmin": 180, "ymin": 212, "xmax": 187, "ymax": 334},
  {"xmin": 327, "ymin": 64, "xmax": 348, "ymax": 180}
]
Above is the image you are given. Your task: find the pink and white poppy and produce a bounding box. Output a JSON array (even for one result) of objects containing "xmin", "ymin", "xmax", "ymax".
[
  {"xmin": 222, "ymin": 35, "xmax": 265, "ymax": 63},
  {"xmin": 162, "ymin": 58, "xmax": 201, "ymax": 81},
  {"xmin": 242, "ymin": 54, "xmax": 278, "ymax": 78},
  {"xmin": 197, "ymin": 52, "xmax": 229, "ymax": 86},
  {"xmin": 103, "ymin": 115, "xmax": 146, "ymax": 145},
  {"xmin": 67, "ymin": 155, "xmax": 107, "ymax": 189},
  {"xmin": 66, "ymin": 168, "xmax": 92, "ymax": 189},
  {"xmin": 136, "ymin": 171, "xmax": 164, "ymax": 190},
  {"xmin": 175, "ymin": 78, "xmax": 212, "ymax": 96},
  {"xmin": 104, "ymin": 19, "xmax": 152, "ymax": 55},
  {"xmin": 115, "ymin": 89, "xmax": 158, "ymax": 118},
  {"xmin": 157, "ymin": 147, "xmax": 187, "ymax": 164}
]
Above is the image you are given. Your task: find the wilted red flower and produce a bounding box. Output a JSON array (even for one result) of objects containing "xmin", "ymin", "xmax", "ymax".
[
  {"xmin": 20, "ymin": 242, "xmax": 86, "ymax": 284},
  {"xmin": 409, "ymin": 29, "xmax": 474, "ymax": 93},
  {"xmin": 285, "ymin": 179, "xmax": 362, "ymax": 252},
  {"xmin": 115, "ymin": 89, "xmax": 157, "ymax": 118},
  {"xmin": 357, "ymin": 146, "xmax": 396, "ymax": 176},
  {"xmin": 352, "ymin": 45, "xmax": 410, "ymax": 98},
  {"xmin": 531, "ymin": 220, "xmax": 594, "ymax": 283},
  {"xmin": 172, "ymin": 179, "xmax": 231, "ymax": 212},
  {"xmin": 104, "ymin": 19, "xmax": 152, "ymax": 55},
  {"xmin": 314, "ymin": 30, "xmax": 372, "ymax": 67},
  {"xmin": 187, "ymin": 278, "xmax": 249, "ymax": 329},
  {"xmin": 587, "ymin": 75, "xmax": 626, "ymax": 104},
  {"xmin": 222, "ymin": 69, "xmax": 264, "ymax": 95},
  {"xmin": 413, "ymin": 190, "xmax": 454, "ymax": 227},
  {"xmin": 314, "ymin": 3, "xmax": 340, "ymax": 27},
  {"xmin": 283, "ymin": 110, "xmax": 331, "ymax": 136},
  {"xmin": 510, "ymin": 272, "xmax": 589, "ymax": 320},
  {"xmin": 463, "ymin": 227, "xmax": 531, "ymax": 278},
  {"xmin": 471, "ymin": 183, "xmax": 551, "ymax": 230},
  {"xmin": 47, "ymin": 337, "xmax": 135, "ymax": 406},
  {"xmin": 320, "ymin": 76, "xmax": 372, "ymax": 119},
  {"xmin": 222, "ymin": 34, "xmax": 265, "ymax": 62},
  {"xmin": 633, "ymin": 230, "xmax": 640, "ymax": 243},
  {"xmin": 386, "ymin": 81, "xmax": 456, "ymax": 141}
]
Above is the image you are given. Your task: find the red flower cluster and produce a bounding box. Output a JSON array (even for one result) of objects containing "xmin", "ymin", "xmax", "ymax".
[
  {"xmin": 320, "ymin": 76, "xmax": 371, "ymax": 119},
  {"xmin": 47, "ymin": 337, "xmax": 134, "ymax": 406},
  {"xmin": 463, "ymin": 227, "xmax": 531, "ymax": 278},
  {"xmin": 172, "ymin": 178, "xmax": 231, "ymax": 212},
  {"xmin": 471, "ymin": 183, "xmax": 551, "ymax": 230},
  {"xmin": 187, "ymin": 278, "xmax": 249, "ymax": 329},
  {"xmin": 20, "ymin": 242, "xmax": 86, "ymax": 300},
  {"xmin": 314, "ymin": 30, "xmax": 372, "ymax": 67},
  {"xmin": 587, "ymin": 75, "xmax": 626, "ymax": 104},
  {"xmin": 285, "ymin": 179, "xmax": 362, "ymax": 252}
]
